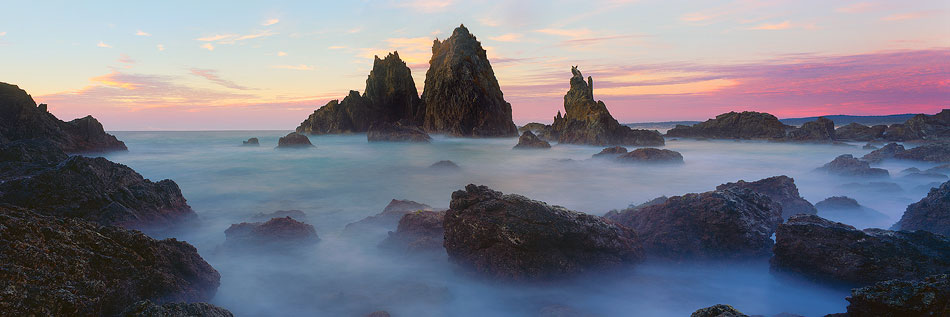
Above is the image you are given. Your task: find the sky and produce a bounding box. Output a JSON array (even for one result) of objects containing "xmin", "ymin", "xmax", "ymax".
[{"xmin": 1, "ymin": 0, "xmax": 948, "ymax": 130}]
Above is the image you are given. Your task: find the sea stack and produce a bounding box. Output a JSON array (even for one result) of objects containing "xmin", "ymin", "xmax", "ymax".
[
  {"xmin": 549, "ymin": 67, "xmax": 664, "ymax": 146},
  {"xmin": 421, "ymin": 25, "xmax": 518, "ymax": 137}
]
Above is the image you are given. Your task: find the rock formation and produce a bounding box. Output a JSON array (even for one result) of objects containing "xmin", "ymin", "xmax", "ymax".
[
  {"xmin": 605, "ymin": 186, "xmax": 782, "ymax": 260},
  {"xmin": 277, "ymin": 132, "xmax": 313, "ymax": 148},
  {"xmin": 379, "ymin": 210, "xmax": 446, "ymax": 253},
  {"xmin": 815, "ymin": 196, "xmax": 889, "ymax": 228},
  {"xmin": 716, "ymin": 176, "xmax": 816, "ymax": 220},
  {"xmin": 296, "ymin": 52, "xmax": 423, "ymax": 134},
  {"xmin": 429, "ymin": 160, "xmax": 460, "ymax": 170},
  {"xmin": 690, "ymin": 304, "xmax": 748, "ymax": 317},
  {"xmin": 443, "ymin": 184, "xmax": 643, "ymax": 281},
  {"xmin": 861, "ymin": 143, "xmax": 905, "ymax": 163},
  {"xmin": 513, "ymin": 130, "xmax": 551, "ymax": 149},
  {"xmin": 0, "ymin": 205, "xmax": 220, "ymax": 316},
  {"xmin": 345, "ymin": 199, "xmax": 433, "ymax": 232},
  {"xmin": 518, "ymin": 123, "xmax": 552, "ymax": 137},
  {"xmin": 0, "ymin": 82, "xmax": 126, "ymax": 152},
  {"xmin": 771, "ymin": 214, "xmax": 950, "ymax": 285},
  {"xmin": 666, "ymin": 111, "xmax": 787, "ymax": 140},
  {"xmin": 884, "ymin": 123, "xmax": 918, "ymax": 141},
  {"xmin": 366, "ymin": 121, "xmax": 431, "ymax": 142},
  {"xmin": 903, "ymin": 109, "xmax": 950, "ymax": 141},
  {"xmin": 835, "ymin": 123, "xmax": 886, "ymax": 141},
  {"xmin": 222, "ymin": 217, "xmax": 319, "ymax": 251},
  {"xmin": 549, "ymin": 67, "xmax": 664, "ymax": 146},
  {"xmin": 844, "ymin": 274, "xmax": 950, "ymax": 316},
  {"xmin": 0, "ymin": 140, "xmax": 196, "ymax": 231},
  {"xmin": 817, "ymin": 154, "xmax": 889, "ymax": 177},
  {"xmin": 250, "ymin": 209, "xmax": 307, "ymax": 222},
  {"xmin": 895, "ymin": 143, "xmax": 950, "ymax": 163},
  {"xmin": 592, "ymin": 146, "xmax": 628, "ymax": 158},
  {"xmin": 786, "ymin": 117, "xmax": 835, "ymax": 142},
  {"xmin": 893, "ymin": 180, "xmax": 950, "ymax": 236},
  {"xmin": 120, "ymin": 300, "xmax": 233, "ymax": 317},
  {"xmin": 421, "ymin": 25, "xmax": 518, "ymax": 137},
  {"xmin": 242, "ymin": 137, "xmax": 259, "ymax": 146},
  {"xmin": 615, "ymin": 148, "xmax": 683, "ymax": 163}
]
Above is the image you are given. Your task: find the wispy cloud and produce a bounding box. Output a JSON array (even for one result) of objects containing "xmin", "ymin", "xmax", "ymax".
[
  {"xmin": 97, "ymin": 41, "xmax": 112, "ymax": 48},
  {"xmin": 195, "ymin": 30, "xmax": 276, "ymax": 46},
  {"xmin": 271, "ymin": 64, "xmax": 313, "ymax": 71},
  {"xmin": 394, "ymin": 0, "xmax": 453, "ymax": 13},
  {"xmin": 329, "ymin": 45, "xmax": 346, "ymax": 50},
  {"xmin": 749, "ymin": 21, "xmax": 792, "ymax": 30},
  {"xmin": 157, "ymin": 44, "xmax": 165, "ymax": 51},
  {"xmin": 117, "ymin": 54, "xmax": 135, "ymax": 67},
  {"xmin": 534, "ymin": 28, "xmax": 592, "ymax": 38},
  {"xmin": 835, "ymin": 2, "xmax": 876, "ymax": 14},
  {"xmin": 489, "ymin": 33, "xmax": 523, "ymax": 42},
  {"xmin": 882, "ymin": 12, "xmax": 925, "ymax": 21},
  {"xmin": 479, "ymin": 17, "xmax": 501, "ymax": 27},
  {"xmin": 348, "ymin": 27, "xmax": 362, "ymax": 34},
  {"xmin": 0, "ymin": 32, "xmax": 6, "ymax": 37},
  {"xmin": 201, "ymin": 43, "xmax": 214, "ymax": 51},
  {"xmin": 197, "ymin": 34, "xmax": 234, "ymax": 42},
  {"xmin": 262, "ymin": 18, "xmax": 280, "ymax": 26},
  {"xmin": 190, "ymin": 68, "xmax": 253, "ymax": 90},
  {"xmin": 136, "ymin": 30, "xmax": 151, "ymax": 36},
  {"xmin": 277, "ymin": 51, "xmax": 287, "ymax": 56}
]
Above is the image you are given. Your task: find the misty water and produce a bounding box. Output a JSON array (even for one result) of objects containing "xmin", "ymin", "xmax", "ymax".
[{"xmin": 98, "ymin": 131, "xmax": 943, "ymax": 316}]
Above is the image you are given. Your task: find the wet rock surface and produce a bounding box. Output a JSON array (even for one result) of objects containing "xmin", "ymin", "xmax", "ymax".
[
  {"xmin": 786, "ymin": 117, "xmax": 835, "ymax": 142},
  {"xmin": 666, "ymin": 111, "xmax": 787, "ymax": 140},
  {"xmin": 893, "ymin": 180, "xmax": 950, "ymax": 236},
  {"xmin": 771, "ymin": 215, "xmax": 950, "ymax": 285},
  {"xmin": 0, "ymin": 205, "xmax": 220, "ymax": 316},
  {"xmin": 443, "ymin": 184, "xmax": 643, "ymax": 281},
  {"xmin": 817, "ymin": 154, "xmax": 889, "ymax": 177},
  {"xmin": 120, "ymin": 300, "xmax": 234, "ymax": 317},
  {"xmin": 835, "ymin": 123, "xmax": 887, "ymax": 141},
  {"xmin": 421, "ymin": 25, "xmax": 518, "ymax": 137},
  {"xmin": 367, "ymin": 121, "xmax": 431, "ymax": 142},
  {"xmin": 716, "ymin": 176, "xmax": 816, "ymax": 220},
  {"xmin": 615, "ymin": 148, "xmax": 683, "ymax": 163},
  {"xmin": 550, "ymin": 67, "xmax": 664, "ymax": 146},
  {"xmin": 379, "ymin": 210, "xmax": 446, "ymax": 253},
  {"xmin": 861, "ymin": 143, "xmax": 905, "ymax": 163},
  {"xmin": 690, "ymin": 304, "xmax": 748, "ymax": 317},
  {"xmin": 844, "ymin": 274, "xmax": 950, "ymax": 316},
  {"xmin": 222, "ymin": 216, "xmax": 319, "ymax": 250},
  {"xmin": 592, "ymin": 146, "xmax": 628, "ymax": 158},
  {"xmin": 513, "ymin": 130, "xmax": 551, "ymax": 149},
  {"xmin": 277, "ymin": 132, "xmax": 314, "ymax": 148}
]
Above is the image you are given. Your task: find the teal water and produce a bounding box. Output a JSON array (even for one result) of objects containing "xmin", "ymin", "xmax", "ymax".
[{"xmin": 98, "ymin": 131, "xmax": 940, "ymax": 316}]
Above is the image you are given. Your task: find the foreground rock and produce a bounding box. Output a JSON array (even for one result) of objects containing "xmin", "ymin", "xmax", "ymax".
[
  {"xmin": 379, "ymin": 210, "xmax": 446, "ymax": 253},
  {"xmin": 366, "ymin": 121, "xmax": 431, "ymax": 142},
  {"xmin": 277, "ymin": 132, "xmax": 313, "ymax": 148},
  {"xmin": 835, "ymin": 123, "xmax": 887, "ymax": 141},
  {"xmin": 817, "ymin": 154, "xmax": 889, "ymax": 177},
  {"xmin": 242, "ymin": 137, "xmax": 259, "ymax": 146},
  {"xmin": 771, "ymin": 215, "xmax": 950, "ymax": 285},
  {"xmin": 345, "ymin": 199, "xmax": 433, "ymax": 232},
  {"xmin": 893, "ymin": 180, "xmax": 950, "ymax": 236},
  {"xmin": 443, "ymin": 184, "xmax": 643, "ymax": 280},
  {"xmin": 786, "ymin": 117, "xmax": 835, "ymax": 142},
  {"xmin": 0, "ymin": 82, "xmax": 127, "ymax": 152},
  {"xmin": 513, "ymin": 130, "xmax": 551, "ymax": 149},
  {"xmin": 615, "ymin": 148, "xmax": 683, "ymax": 163},
  {"xmin": 716, "ymin": 176, "xmax": 816, "ymax": 220},
  {"xmin": 0, "ymin": 205, "xmax": 220, "ymax": 316},
  {"xmin": 606, "ymin": 186, "xmax": 782, "ymax": 260},
  {"xmin": 844, "ymin": 274, "xmax": 950, "ymax": 316},
  {"xmin": 421, "ymin": 25, "xmax": 518, "ymax": 137},
  {"xmin": 666, "ymin": 111, "xmax": 787, "ymax": 140},
  {"xmin": 550, "ymin": 67, "xmax": 664, "ymax": 146},
  {"xmin": 120, "ymin": 300, "xmax": 233, "ymax": 317},
  {"xmin": 815, "ymin": 196, "xmax": 889, "ymax": 228},
  {"xmin": 222, "ymin": 217, "xmax": 319, "ymax": 251},
  {"xmin": 690, "ymin": 304, "xmax": 748, "ymax": 317},
  {"xmin": 592, "ymin": 146, "xmax": 628, "ymax": 158},
  {"xmin": 0, "ymin": 141, "xmax": 196, "ymax": 231}
]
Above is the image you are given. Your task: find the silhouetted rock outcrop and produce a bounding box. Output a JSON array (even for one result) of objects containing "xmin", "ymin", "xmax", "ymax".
[
  {"xmin": 666, "ymin": 111, "xmax": 787, "ymax": 140},
  {"xmin": 296, "ymin": 52, "xmax": 423, "ymax": 134},
  {"xmin": 844, "ymin": 274, "xmax": 950, "ymax": 316},
  {"xmin": 884, "ymin": 123, "xmax": 918, "ymax": 141},
  {"xmin": 592, "ymin": 146, "xmax": 628, "ymax": 158},
  {"xmin": 421, "ymin": 25, "xmax": 518, "ymax": 137},
  {"xmin": 895, "ymin": 143, "xmax": 950, "ymax": 163},
  {"xmin": 836, "ymin": 123, "xmax": 886, "ymax": 141},
  {"xmin": 0, "ymin": 141, "xmax": 196, "ymax": 231},
  {"xmin": 771, "ymin": 214, "xmax": 950, "ymax": 285},
  {"xmin": 222, "ymin": 217, "xmax": 319, "ymax": 251},
  {"xmin": 786, "ymin": 117, "xmax": 835, "ymax": 142},
  {"xmin": 513, "ymin": 130, "xmax": 551, "ymax": 149},
  {"xmin": 346, "ymin": 199, "xmax": 433, "ymax": 232},
  {"xmin": 277, "ymin": 132, "xmax": 313, "ymax": 148},
  {"xmin": 606, "ymin": 186, "xmax": 782, "ymax": 260},
  {"xmin": 367, "ymin": 121, "xmax": 431, "ymax": 142},
  {"xmin": 0, "ymin": 82, "xmax": 126, "ymax": 152},
  {"xmin": 0, "ymin": 205, "xmax": 220, "ymax": 316},
  {"xmin": 242, "ymin": 137, "xmax": 259, "ymax": 146},
  {"xmin": 903, "ymin": 109, "xmax": 950, "ymax": 141},
  {"xmin": 550, "ymin": 67, "xmax": 664, "ymax": 146},
  {"xmin": 615, "ymin": 148, "xmax": 683, "ymax": 163},
  {"xmin": 443, "ymin": 184, "xmax": 643, "ymax": 280},
  {"xmin": 893, "ymin": 180, "xmax": 950, "ymax": 236},
  {"xmin": 716, "ymin": 176, "xmax": 816, "ymax": 220},
  {"xmin": 817, "ymin": 154, "xmax": 889, "ymax": 177},
  {"xmin": 379, "ymin": 210, "xmax": 446, "ymax": 253},
  {"xmin": 120, "ymin": 300, "xmax": 233, "ymax": 317},
  {"xmin": 690, "ymin": 304, "xmax": 748, "ymax": 317}
]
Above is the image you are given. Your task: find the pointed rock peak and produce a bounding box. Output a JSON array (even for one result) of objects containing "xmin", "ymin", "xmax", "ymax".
[
  {"xmin": 453, "ymin": 24, "xmax": 472, "ymax": 37},
  {"xmin": 568, "ymin": 66, "xmax": 594, "ymax": 101}
]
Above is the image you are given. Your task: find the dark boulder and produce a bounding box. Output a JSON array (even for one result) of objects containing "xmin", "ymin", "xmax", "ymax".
[
  {"xmin": 222, "ymin": 217, "xmax": 319, "ymax": 251},
  {"xmin": 836, "ymin": 123, "xmax": 887, "ymax": 141},
  {"xmin": 894, "ymin": 143, "xmax": 950, "ymax": 163},
  {"xmin": 606, "ymin": 186, "xmax": 782, "ymax": 260},
  {"xmin": 443, "ymin": 184, "xmax": 643, "ymax": 281},
  {"xmin": 771, "ymin": 214, "xmax": 950, "ymax": 285},
  {"xmin": 844, "ymin": 274, "xmax": 950, "ymax": 316},
  {"xmin": 904, "ymin": 109, "xmax": 950, "ymax": 141},
  {"xmin": 379, "ymin": 210, "xmax": 446, "ymax": 253},
  {"xmin": 518, "ymin": 123, "xmax": 553, "ymax": 139},
  {"xmin": 615, "ymin": 148, "xmax": 683, "ymax": 163},
  {"xmin": 861, "ymin": 143, "xmax": 905, "ymax": 163},
  {"xmin": 513, "ymin": 130, "xmax": 551, "ymax": 149},
  {"xmin": 550, "ymin": 67, "xmax": 664, "ymax": 146},
  {"xmin": 367, "ymin": 121, "xmax": 431, "ymax": 142},
  {"xmin": 690, "ymin": 304, "xmax": 748, "ymax": 317},
  {"xmin": 120, "ymin": 300, "xmax": 233, "ymax": 317},
  {"xmin": 346, "ymin": 199, "xmax": 433, "ymax": 232},
  {"xmin": 0, "ymin": 82, "xmax": 127, "ymax": 153},
  {"xmin": 786, "ymin": 117, "xmax": 835, "ymax": 141},
  {"xmin": 893, "ymin": 180, "xmax": 950, "ymax": 236},
  {"xmin": 884, "ymin": 123, "xmax": 919, "ymax": 141},
  {"xmin": 817, "ymin": 154, "xmax": 889, "ymax": 177},
  {"xmin": 429, "ymin": 160, "xmax": 460, "ymax": 170},
  {"xmin": 421, "ymin": 25, "xmax": 518, "ymax": 137},
  {"xmin": 242, "ymin": 137, "xmax": 259, "ymax": 146},
  {"xmin": 666, "ymin": 111, "xmax": 787, "ymax": 140},
  {"xmin": 862, "ymin": 143, "xmax": 878, "ymax": 150},
  {"xmin": 0, "ymin": 139, "xmax": 68, "ymax": 180},
  {"xmin": 815, "ymin": 196, "xmax": 889, "ymax": 228},
  {"xmin": 0, "ymin": 205, "xmax": 220, "ymax": 316},
  {"xmin": 592, "ymin": 146, "xmax": 628, "ymax": 158},
  {"xmin": 277, "ymin": 132, "xmax": 313, "ymax": 148},
  {"xmin": 716, "ymin": 176, "xmax": 816, "ymax": 220}
]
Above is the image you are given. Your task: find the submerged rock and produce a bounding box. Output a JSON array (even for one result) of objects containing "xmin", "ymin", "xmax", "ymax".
[
  {"xmin": 844, "ymin": 274, "xmax": 950, "ymax": 316},
  {"xmin": 771, "ymin": 215, "xmax": 950, "ymax": 285},
  {"xmin": 223, "ymin": 217, "xmax": 319, "ymax": 250},
  {"xmin": 277, "ymin": 132, "xmax": 313, "ymax": 148},
  {"xmin": 366, "ymin": 121, "xmax": 431, "ymax": 142},
  {"xmin": 550, "ymin": 67, "xmax": 664, "ymax": 146},
  {"xmin": 690, "ymin": 304, "xmax": 748, "ymax": 317},
  {"xmin": 251, "ymin": 209, "xmax": 307, "ymax": 222},
  {"xmin": 0, "ymin": 205, "xmax": 220, "ymax": 316},
  {"xmin": 513, "ymin": 130, "xmax": 551, "ymax": 149},
  {"xmin": 346, "ymin": 199, "xmax": 433, "ymax": 232},
  {"xmin": 786, "ymin": 117, "xmax": 835, "ymax": 142},
  {"xmin": 861, "ymin": 143, "xmax": 905, "ymax": 163},
  {"xmin": 666, "ymin": 111, "xmax": 787, "ymax": 140},
  {"xmin": 0, "ymin": 82, "xmax": 127, "ymax": 153},
  {"xmin": 421, "ymin": 25, "xmax": 518, "ymax": 137},
  {"xmin": 518, "ymin": 123, "xmax": 553, "ymax": 139},
  {"xmin": 817, "ymin": 154, "xmax": 889, "ymax": 177},
  {"xmin": 615, "ymin": 148, "xmax": 683, "ymax": 163},
  {"xmin": 242, "ymin": 137, "xmax": 259, "ymax": 146},
  {"xmin": 893, "ymin": 180, "xmax": 950, "ymax": 236},
  {"xmin": 443, "ymin": 184, "xmax": 643, "ymax": 281},
  {"xmin": 836, "ymin": 123, "xmax": 887, "ymax": 141},
  {"xmin": 429, "ymin": 160, "xmax": 460, "ymax": 170},
  {"xmin": 815, "ymin": 196, "xmax": 889, "ymax": 228},
  {"xmin": 379, "ymin": 210, "xmax": 446, "ymax": 253},
  {"xmin": 716, "ymin": 176, "xmax": 816, "ymax": 220},
  {"xmin": 120, "ymin": 300, "xmax": 233, "ymax": 317},
  {"xmin": 592, "ymin": 146, "xmax": 628, "ymax": 158},
  {"xmin": 606, "ymin": 186, "xmax": 782, "ymax": 260}
]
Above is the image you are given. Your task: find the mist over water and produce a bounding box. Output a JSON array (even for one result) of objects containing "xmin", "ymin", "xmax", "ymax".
[{"xmin": 98, "ymin": 131, "xmax": 943, "ymax": 316}]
